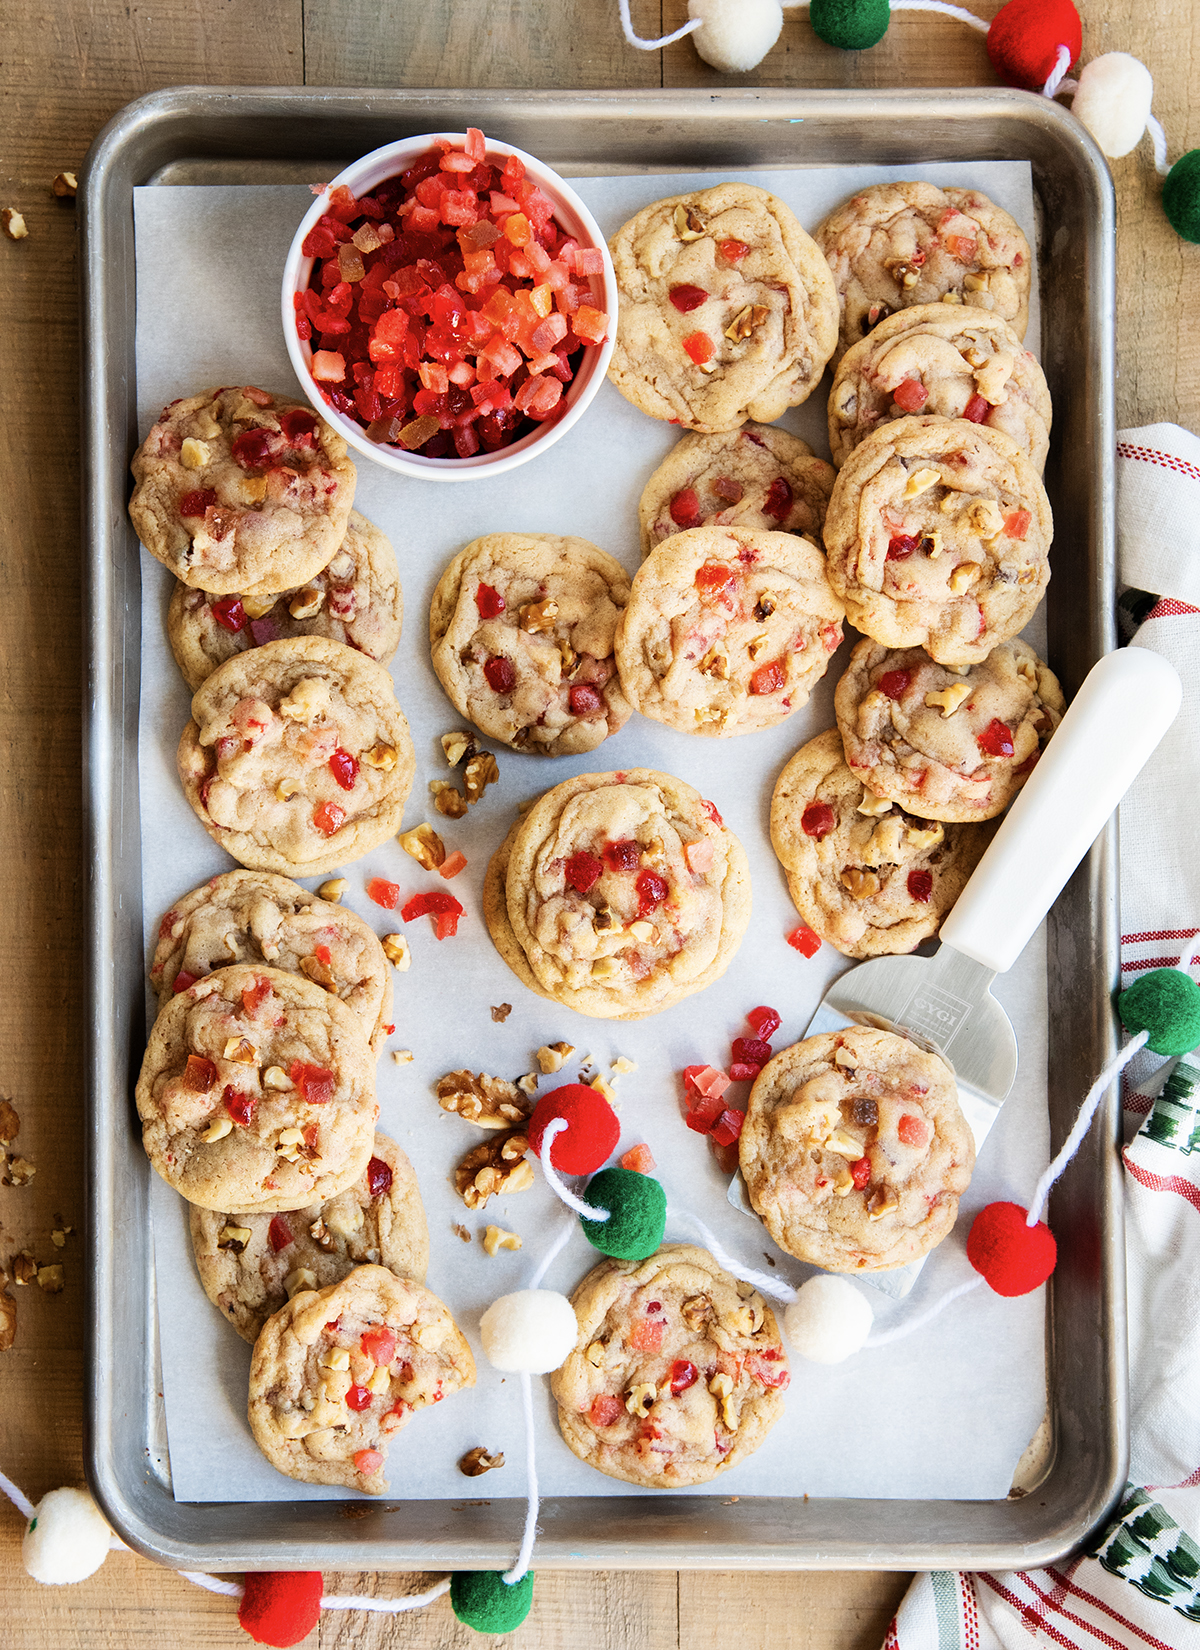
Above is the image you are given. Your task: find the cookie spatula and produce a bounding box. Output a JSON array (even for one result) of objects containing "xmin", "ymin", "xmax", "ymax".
[{"xmin": 731, "ymin": 646, "xmax": 1181, "ymax": 1297}]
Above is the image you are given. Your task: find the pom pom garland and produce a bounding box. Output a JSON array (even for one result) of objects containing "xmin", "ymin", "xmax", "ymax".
[
  {"xmin": 783, "ymin": 1276, "xmax": 875, "ymax": 1361},
  {"xmin": 688, "ymin": 0, "xmax": 786, "ymax": 72},
  {"xmin": 1118, "ymin": 967, "xmax": 1200, "ymax": 1055},
  {"xmin": 579, "ymin": 1166, "xmax": 667, "ymax": 1259},
  {"xmin": 809, "ymin": 0, "xmax": 890, "ymax": 51},
  {"xmin": 21, "ymin": 1487, "xmax": 113, "ymax": 1586},
  {"xmin": 451, "ymin": 1569, "xmax": 536, "ymax": 1633},
  {"xmin": 967, "ymin": 1201, "xmax": 1058, "ymax": 1296},
  {"xmin": 985, "ymin": 0, "xmax": 1081, "ymax": 91},
  {"xmin": 478, "ymin": 1289, "xmax": 580, "ymax": 1373},
  {"xmin": 1163, "ymin": 150, "xmax": 1200, "ymax": 244},
  {"xmin": 1072, "ymin": 53, "xmax": 1155, "ymax": 159},
  {"xmin": 237, "ymin": 1572, "xmax": 324, "ymax": 1648},
  {"xmin": 528, "ymin": 1084, "xmax": 620, "ymax": 1175}
]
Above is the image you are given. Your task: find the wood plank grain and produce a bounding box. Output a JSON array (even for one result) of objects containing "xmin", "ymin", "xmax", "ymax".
[{"xmin": 680, "ymin": 1570, "xmax": 910, "ymax": 1650}]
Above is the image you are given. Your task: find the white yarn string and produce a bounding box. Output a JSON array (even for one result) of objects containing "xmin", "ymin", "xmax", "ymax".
[
  {"xmin": 617, "ymin": 0, "xmax": 702, "ymax": 51},
  {"xmin": 1042, "ymin": 42, "xmax": 1073, "ymax": 98},
  {"xmin": 888, "ymin": 1, "xmax": 990, "ymax": 33},
  {"xmin": 529, "ymin": 1207, "xmax": 578, "ymax": 1290},
  {"xmin": 181, "ymin": 1571, "xmax": 244, "ymax": 1598},
  {"xmin": 666, "ymin": 1207, "xmax": 797, "ymax": 1305},
  {"xmin": 1025, "ymin": 1029, "xmax": 1150, "ymax": 1227},
  {"xmin": 537, "ymin": 1117, "xmax": 611, "ymax": 1220},
  {"xmin": 864, "ymin": 1274, "xmax": 985, "ymax": 1346},
  {"xmin": 1176, "ymin": 930, "xmax": 1199, "ymax": 971},
  {"xmin": 320, "ymin": 1579, "xmax": 451, "ymax": 1611},
  {"xmin": 0, "ymin": 1470, "xmax": 36, "ymax": 1522},
  {"xmin": 502, "ymin": 1372, "xmax": 540, "ymax": 1586}
]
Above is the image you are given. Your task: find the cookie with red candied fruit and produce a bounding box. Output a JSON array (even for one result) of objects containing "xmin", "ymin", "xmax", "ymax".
[
  {"xmin": 614, "ymin": 525, "xmax": 844, "ymax": 738},
  {"xmin": 167, "ymin": 510, "xmax": 402, "ymax": 692},
  {"xmin": 483, "ymin": 768, "xmax": 751, "ymax": 1019},
  {"xmin": 608, "ymin": 183, "xmax": 838, "ymax": 433},
  {"xmin": 135, "ymin": 964, "xmax": 378, "ymax": 1213},
  {"xmin": 827, "ymin": 306, "xmax": 1051, "ymax": 473},
  {"xmin": 833, "ymin": 638, "xmax": 1064, "ymax": 822},
  {"xmin": 739, "ymin": 1026, "xmax": 975, "ymax": 1270},
  {"xmin": 822, "ymin": 417, "xmax": 1052, "ymax": 667},
  {"xmin": 248, "ymin": 1264, "xmax": 474, "ymax": 1493},
  {"xmin": 129, "ymin": 386, "xmax": 356, "ymax": 596},
  {"xmin": 770, "ymin": 729, "xmax": 994, "ymax": 957},
  {"xmin": 550, "ymin": 1243, "xmax": 788, "ymax": 1487},
  {"xmin": 814, "ymin": 182, "xmax": 1031, "ymax": 363},
  {"xmin": 429, "ymin": 532, "xmax": 632, "ymax": 756},
  {"xmin": 190, "ymin": 1132, "xmax": 427, "ymax": 1343},
  {"xmin": 176, "ymin": 636, "xmax": 414, "ymax": 877},
  {"xmin": 638, "ymin": 423, "xmax": 835, "ymax": 558}
]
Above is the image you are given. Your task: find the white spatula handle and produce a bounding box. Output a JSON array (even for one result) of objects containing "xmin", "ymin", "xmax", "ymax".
[{"xmin": 938, "ymin": 647, "xmax": 1181, "ymax": 975}]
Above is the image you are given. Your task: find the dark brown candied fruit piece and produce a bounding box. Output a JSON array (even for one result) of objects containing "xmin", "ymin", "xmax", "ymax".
[{"xmin": 851, "ymin": 1095, "xmax": 878, "ymax": 1128}]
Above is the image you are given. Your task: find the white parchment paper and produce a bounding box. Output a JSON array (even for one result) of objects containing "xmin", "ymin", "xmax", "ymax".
[{"xmin": 134, "ymin": 161, "xmax": 1048, "ymax": 1505}]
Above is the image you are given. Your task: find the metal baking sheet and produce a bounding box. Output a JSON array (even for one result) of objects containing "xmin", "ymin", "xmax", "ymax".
[{"xmin": 81, "ymin": 85, "xmax": 1124, "ymax": 1572}]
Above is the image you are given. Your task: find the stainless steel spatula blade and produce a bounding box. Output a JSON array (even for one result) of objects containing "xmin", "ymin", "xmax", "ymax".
[{"xmin": 730, "ymin": 648, "xmax": 1182, "ymax": 1298}]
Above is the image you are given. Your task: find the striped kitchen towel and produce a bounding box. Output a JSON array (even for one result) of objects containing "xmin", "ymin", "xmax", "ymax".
[{"xmin": 881, "ymin": 423, "xmax": 1200, "ymax": 1649}]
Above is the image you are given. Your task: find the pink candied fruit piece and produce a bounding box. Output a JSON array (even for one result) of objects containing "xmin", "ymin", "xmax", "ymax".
[
  {"xmin": 746, "ymin": 1349, "xmax": 790, "ymax": 1390},
  {"xmin": 621, "ymin": 1144, "xmax": 657, "ymax": 1174},
  {"xmin": 682, "ymin": 331, "xmax": 714, "ymax": 365},
  {"xmin": 686, "ymin": 1092, "xmax": 725, "ymax": 1132},
  {"xmin": 629, "ymin": 1317, "xmax": 665, "ymax": 1353},
  {"xmin": 602, "ymin": 838, "xmax": 640, "ymax": 874},
  {"xmin": 224, "ymin": 1086, "xmax": 257, "ymax": 1126},
  {"xmin": 589, "ymin": 1394, "xmax": 624, "ymax": 1427},
  {"xmin": 887, "ymin": 533, "xmax": 921, "ymax": 560},
  {"xmin": 669, "ymin": 284, "xmax": 708, "ymax": 313},
  {"xmin": 897, "ymin": 1112, "xmax": 931, "ymax": 1148},
  {"xmin": 439, "ymin": 851, "xmax": 467, "ymax": 880},
  {"xmin": 211, "ymin": 596, "xmax": 247, "ymax": 633},
  {"xmin": 710, "ymin": 1108, "xmax": 744, "ymax": 1147},
  {"xmin": 851, "ymin": 1155, "xmax": 872, "ymax": 1190},
  {"xmin": 1004, "ymin": 509, "xmax": 1032, "ymax": 539},
  {"xmin": 183, "ymin": 1054, "xmax": 216, "ymax": 1092},
  {"xmin": 801, "ymin": 801, "xmax": 835, "ymax": 840},
  {"xmin": 313, "ymin": 800, "xmax": 346, "ymax": 836},
  {"xmin": 712, "ymin": 475, "xmax": 744, "ymax": 504},
  {"xmin": 179, "ymin": 488, "xmax": 218, "ymax": 518},
  {"xmin": 572, "ymin": 305, "xmax": 608, "ymax": 345},
  {"xmin": 346, "ymin": 1385, "xmax": 373, "ymax": 1413},
  {"xmin": 963, "ymin": 393, "xmax": 989, "ymax": 423},
  {"xmin": 787, "ymin": 924, "xmax": 822, "ymax": 958},
  {"xmin": 749, "ymin": 660, "xmax": 785, "ymax": 696},
  {"xmin": 685, "ymin": 1065, "xmax": 731, "ymax": 1102},
  {"xmin": 241, "ymin": 976, "xmax": 273, "ymax": 1015},
  {"xmin": 747, "ymin": 1005, "xmax": 781, "ymax": 1040},
  {"xmin": 892, "ymin": 378, "xmax": 928, "ymax": 413},
  {"xmin": 564, "ymin": 851, "xmax": 603, "ymax": 894},
  {"xmin": 762, "ymin": 476, "xmax": 793, "ymax": 521},
  {"xmin": 353, "ymin": 1449, "xmax": 384, "ymax": 1476},
  {"xmin": 367, "ymin": 1156, "xmax": 394, "ymax": 1197},
  {"xmin": 361, "ymin": 1325, "xmax": 397, "ymax": 1366},
  {"xmin": 669, "ymin": 1359, "xmax": 699, "ymax": 1396},
  {"xmin": 683, "ymin": 838, "xmax": 713, "ymax": 873},
  {"xmin": 268, "ymin": 1216, "xmax": 293, "ymax": 1253},
  {"xmin": 366, "ymin": 877, "xmax": 401, "ymax": 909},
  {"xmin": 701, "ymin": 799, "xmax": 724, "ymax": 827},
  {"xmin": 728, "ymin": 1061, "xmax": 760, "ymax": 1083},
  {"xmin": 718, "ymin": 239, "xmax": 749, "ymax": 262},
  {"xmin": 172, "ymin": 969, "xmax": 198, "ymax": 996},
  {"xmin": 635, "ymin": 870, "xmax": 668, "ymax": 916}
]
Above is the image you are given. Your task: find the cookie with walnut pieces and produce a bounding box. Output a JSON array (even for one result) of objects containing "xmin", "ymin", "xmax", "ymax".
[
  {"xmin": 248, "ymin": 1264, "xmax": 474, "ymax": 1494},
  {"xmin": 614, "ymin": 525, "xmax": 844, "ymax": 738},
  {"xmin": 190, "ymin": 1132, "xmax": 428, "ymax": 1343},
  {"xmin": 608, "ymin": 183, "xmax": 838, "ymax": 433},
  {"xmin": 550, "ymin": 1243, "xmax": 789, "ymax": 1487},
  {"xmin": 739, "ymin": 1027, "xmax": 975, "ymax": 1271},
  {"xmin": 129, "ymin": 385, "xmax": 356, "ymax": 596},
  {"xmin": 770, "ymin": 729, "xmax": 994, "ymax": 958},
  {"xmin": 484, "ymin": 769, "xmax": 751, "ymax": 1019},
  {"xmin": 429, "ymin": 532, "xmax": 632, "ymax": 756},
  {"xmin": 177, "ymin": 636, "xmax": 414, "ymax": 878},
  {"xmin": 135, "ymin": 964, "xmax": 378, "ymax": 1214},
  {"xmin": 822, "ymin": 416, "xmax": 1052, "ymax": 667},
  {"xmin": 833, "ymin": 638, "xmax": 1064, "ymax": 822},
  {"xmin": 814, "ymin": 182, "xmax": 1031, "ymax": 364},
  {"xmin": 638, "ymin": 423, "xmax": 836, "ymax": 558},
  {"xmin": 167, "ymin": 509, "xmax": 403, "ymax": 691}
]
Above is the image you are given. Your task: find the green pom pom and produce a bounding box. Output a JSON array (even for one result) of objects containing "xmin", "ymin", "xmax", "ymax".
[
  {"xmin": 1162, "ymin": 150, "xmax": 1200, "ymax": 245},
  {"xmin": 1118, "ymin": 968, "xmax": 1200, "ymax": 1055},
  {"xmin": 450, "ymin": 1570, "xmax": 534, "ymax": 1633},
  {"xmin": 580, "ymin": 1167, "xmax": 666, "ymax": 1260},
  {"xmin": 810, "ymin": 0, "xmax": 890, "ymax": 51}
]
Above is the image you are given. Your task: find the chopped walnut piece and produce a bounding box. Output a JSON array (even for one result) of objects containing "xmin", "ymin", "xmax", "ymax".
[
  {"xmin": 459, "ymin": 1446, "xmax": 505, "ymax": 1476},
  {"xmin": 37, "ymin": 1265, "xmax": 64, "ymax": 1294},
  {"xmin": 219, "ymin": 1223, "xmax": 253, "ymax": 1253},
  {"xmin": 490, "ymin": 1003, "xmax": 513, "ymax": 1023},
  {"xmin": 392, "ymin": 1049, "xmax": 414, "ymax": 1065},
  {"xmin": 284, "ymin": 1267, "xmax": 317, "ymax": 1299},
  {"xmin": 856, "ymin": 790, "xmax": 892, "ymax": 816},
  {"xmin": 382, "ymin": 933, "xmax": 411, "ymax": 971},
  {"xmin": 430, "ymin": 780, "xmax": 469, "ymax": 818},
  {"xmin": 483, "ymin": 1225, "xmax": 522, "ymax": 1257},
  {"xmin": 4, "ymin": 1157, "xmax": 36, "ymax": 1187},
  {"xmin": 10, "ymin": 1252, "xmax": 37, "ymax": 1286},
  {"xmin": 589, "ymin": 1072, "xmax": 617, "ymax": 1104},
  {"xmin": 840, "ymin": 866, "xmax": 881, "ymax": 900},
  {"xmin": 611, "ymin": 1056, "xmax": 637, "ymax": 1077},
  {"xmin": 537, "ymin": 1042, "xmax": 574, "ymax": 1074},
  {"xmin": 309, "ymin": 1217, "xmax": 335, "ymax": 1252},
  {"xmin": 0, "ymin": 1098, "xmax": 19, "ymax": 1143},
  {"xmin": 453, "ymin": 1133, "xmax": 533, "ymax": 1209},
  {"xmin": 399, "ymin": 822, "xmax": 446, "ymax": 870},
  {"xmin": 441, "ymin": 730, "xmax": 477, "ymax": 767},
  {"xmin": 585, "ymin": 1340, "xmax": 606, "ymax": 1368},
  {"xmin": 674, "ymin": 204, "xmax": 705, "ymax": 240},
  {"xmin": 681, "ymin": 1294, "xmax": 713, "ymax": 1331},
  {"xmin": 2, "ymin": 208, "xmax": 28, "ymax": 240},
  {"xmin": 436, "ymin": 1070, "xmax": 532, "ymax": 1129},
  {"xmin": 180, "ymin": 437, "xmax": 211, "ymax": 470},
  {"xmin": 362, "ymin": 744, "xmax": 397, "ymax": 771},
  {"xmin": 724, "ymin": 303, "xmax": 769, "ymax": 343},
  {"xmin": 299, "ymin": 954, "xmax": 336, "ymax": 991},
  {"xmin": 464, "ymin": 751, "xmax": 500, "ymax": 804},
  {"xmin": 626, "ymin": 1382, "xmax": 657, "ymax": 1418},
  {"xmin": 52, "ymin": 172, "xmax": 78, "ymax": 198},
  {"xmin": 452, "ymin": 1223, "xmax": 472, "ymax": 1243},
  {"xmin": 519, "ymin": 598, "xmax": 559, "ymax": 633},
  {"xmin": 275, "ymin": 778, "xmax": 300, "ymax": 802},
  {"xmin": 263, "ymin": 1066, "xmax": 293, "ymax": 1091},
  {"xmin": 516, "ymin": 1072, "xmax": 539, "ymax": 1097},
  {"xmin": 317, "ymin": 877, "xmax": 347, "ymax": 902},
  {"xmin": 0, "ymin": 1288, "xmax": 15, "ymax": 1351},
  {"xmin": 289, "ymin": 585, "xmax": 324, "ymax": 620}
]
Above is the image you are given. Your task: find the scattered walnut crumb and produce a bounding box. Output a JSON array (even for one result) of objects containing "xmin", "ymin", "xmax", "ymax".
[
  {"xmin": 610, "ymin": 1056, "xmax": 637, "ymax": 1077},
  {"xmin": 37, "ymin": 1265, "xmax": 64, "ymax": 1294},
  {"xmin": 10, "ymin": 1253, "xmax": 36, "ymax": 1286},
  {"xmin": 0, "ymin": 1097, "xmax": 19, "ymax": 1142},
  {"xmin": 382, "ymin": 933, "xmax": 411, "ymax": 971},
  {"xmin": 317, "ymin": 877, "xmax": 347, "ymax": 902},
  {"xmin": 483, "ymin": 1225, "xmax": 522, "ymax": 1257},
  {"xmin": 516, "ymin": 1072, "xmax": 538, "ymax": 1097},
  {"xmin": 441, "ymin": 730, "xmax": 477, "ymax": 767},
  {"xmin": 463, "ymin": 751, "xmax": 499, "ymax": 804},
  {"xmin": 490, "ymin": 1003, "xmax": 513, "ymax": 1023},
  {"xmin": 0, "ymin": 1287, "xmax": 15, "ymax": 1350},
  {"xmin": 391, "ymin": 1049, "xmax": 414, "ymax": 1066},
  {"xmin": 2, "ymin": 208, "xmax": 28, "ymax": 240},
  {"xmin": 51, "ymin": 172, "xmax": 77, "ymax": 198},
  {"xmin": 722, "ymin": 1497, "xmax": 740, "ymax": 1505},
  {"xmin": 589, "ymin": 1073, "xmax": 616, "ymax": 1104},
  {"xmin": 536, "ymin": 1041, "xmax": 573, "ymax": 1075},
  {"xmin": 452, "ymin": 1223, "xmax": 472, "ymax": 1244},
  {"xmin": 458, "ymin": 1446, "xmax": 505, "ymax": 1477},
  {"xmin": 436, "ymin": 1070, "xmax": 532, "ymax": 1129},
  {"xmin": 453, "ymin": 1134, "xmax": 533, "ymax": 1210},
  {"xmin": 4, "ymin": 1157, "xmax": 37, "ymax": 1187},
  {"xmin": 430, "ymin": 779, "xmax": 468, "ymax": 819},
  {"xmin": 399, "ymin": 821, "xmax": 446, "ymax": 870},
  {"xmin": 51, "ymin": 1227, "xmax": 72, "ymax": 1248}
]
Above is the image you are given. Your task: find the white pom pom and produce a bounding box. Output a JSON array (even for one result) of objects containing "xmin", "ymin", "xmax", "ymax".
[
  {"xmin": 688, "ymin": 0, "xmax": 784, "ymax": 74},
  {"xmin": 479, "ymin": 1289, "xmax": 579, "ymax": 1373},
  {"xmin": 1071, "ymin": 53, "xmax": 1155, "ymax": 160},
  {"xmin": 23, "ymin": 1487, "xmax": 113, "ymax": 1585},
  {"xmin": 783, "ymin": 1276, "xmax": 874, "ymax": 1363}
]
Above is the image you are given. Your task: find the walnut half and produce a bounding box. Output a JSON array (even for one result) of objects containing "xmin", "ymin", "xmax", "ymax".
[{"xmin": 453, "ymin": 1133, "xmax": 534, "ymax": 1210}]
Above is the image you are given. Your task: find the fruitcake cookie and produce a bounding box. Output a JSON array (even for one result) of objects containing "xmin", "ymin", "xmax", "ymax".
[
  {"xmin": 484, "ymin": 769, "xmax": 751, "ymax": 1019},
  {"xmin": 770, "ymin": 729, "xmax": 993, "ymax": 957},
  {"xmin": 608, "ymin": 183, "xmax": 839, "ymax": 433},
  {"xmin": 739, "ymin": 1026, "xmax": 975, "ymax": 1271},
  {"xmin": 428, "ymin": 533, "xmax": 632, "ymax": 756},
  {"xmin": 822, "ymin": 417, "xmax": 1052, "ymax": 667},
  {"xmin": 550, "ymin": 1244, "xmax": 789, "ymax": 1488},
  {"xmin": 614, "ymin": 527, "xmax": 844, "ymax": 738},
  {"xmin": 177, "ymin": 636, "xmax": 414, "ymax": 877},
  {"xmin": 135, "ymin": 964, "xmax": 377, "ymax": 1213},
  {"xmin": 815, "ymin": 182, "xmax": 1031, "ymax": 362},
  {"xmin": 150, "ymin": 870, "xmax": 394, "ymax": 1054},
  {"xmin": 827, "ymin": 306, "xmax": 1052, "ymax": 472},
  {"xmin": 129, "ymin": 386, "xmax": 356, "ymax": 596},
  {"xmin": 248, "ymin": 1264, "xmax": 474, "ymax": 1494},
  {"xmin": 190, "ymin": 1132, "xmax": 428, "ymax": 1343},
  {"xmin": 638, "ymin": 423, "xmax": 836, "ymax": 557},
  {"xmin": 834, "ymin": 638, "xmax": 1064, "ymax": 822},
  {"xmin": 167, "ymin": 510, "xmax": 403, "ymax": 691}
]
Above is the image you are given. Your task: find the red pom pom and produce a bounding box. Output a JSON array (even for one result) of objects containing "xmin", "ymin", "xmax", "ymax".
[
  {"xmin": 238, "ymin": 1572, "xmax": 324, "ymax": 1647},
  {"xmin": 986, "ymin": 0, "xmax": 1081, "ymax": 90},
  {"xmin": 967, "ymin": 1201, "xmax": 1057, "ymax": 1296},
  {"xmin": 528, "ymin": 1083, "xmax": 620, "ymax": 1175}
]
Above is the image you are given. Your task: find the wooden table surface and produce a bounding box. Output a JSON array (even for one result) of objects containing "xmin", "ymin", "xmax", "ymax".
[{"xmin": 1, "ymin": 0, "xmax": 1196, "ymax": 1644}]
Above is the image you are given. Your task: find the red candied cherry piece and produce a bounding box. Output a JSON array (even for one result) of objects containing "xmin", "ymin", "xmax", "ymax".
[
  {"xmin": 762, "ymin": 476, "xmax": 793, "ymax": 521},
  {"xmin": 682, "ymin": 331, "xmax": 714, "ymax": 365},
  {"xmin": 1004, "ymin": 509, "xmax": 1032, "ymax": 539},
  {"xmin": 346, "ymin": 1385, "xmax": 373, "ymax": 1412},
  {"xmin": 183, "ymin": 1054, "xmax": 216, "ymax": 1091},
  {"xmin": 242, "ymin": 976, "xmax": 273, "ymax": 1014},
  {"xmin": 362, "ymin": 1325, "xmax": 397, "ymax": 1365},
  {"xmin": 621, "ymin": 1144, "xmax": 656, "ymax": 1174},
  {"xmin": 636, "ymin": 869, "xmax": 668, "ymax": 916},
  {"xmin": 353, "ymin": 1449, "xmax": 384, "ymax": 1475},
  {"xmin": 669, "ymin": 284, "xmax": 708, "ymax": 313},
  {"xmin": 943, "ymin": 232, "xmax": 978, "ymax": 261},
  {"xmin": 289, "ymin": 1061, "xmax": 335, "ymax": 1104},
  {"xmin": 669, "ymin": 1359, "xmax": 699, "ymax": 1395},
  {"xmin": 565, "ymin": 851, "xmax": 603, "ymax": 893},
  {"xmin": 977, "ymin": 718, "xmax": 1015, "ymax": 758},
  {"xmin": 224, "ymin": 1086, "xmax": 257, "ymax": 1126},
  {"xmin": 749, "ymin": 659, "xmax": 785, "ymax": 695},
  {"xmin": 528, "ymin": 1082, "xmax": 620, "ymax": 1174},
  {"xmin": 967, "ymin": 1200, "xmax": 1057, "ymax": 1296},
  {"xmin": 179, "ymin": 488, "xmax": 218, "ymax": 517},
  {"xmin": 787, "ymin": 924, "xmax": 822, "ymax": 958},
  {"xmin": 280, "ymin": 407, "xmax": 318, "ymax": 447},
  {"xmin": 231, "ymin": 428, "xmax": 276, "ymax": 470},
  {"xmin": 366, "ymin": 878, "xmax": 401, "ymax": 909},
  {"xmin": 329, "ymin": 748, "xmax": 359, "ymax": 791},
  {"xmin": 629, "ymin": 1316, "xmax": 665, "ymax": 1352},
  {"xmin": 887, "ymin": 533, "xmax": 921, "ymax": 560},
  {"xmin": 907, "ymin": 869, "xmax": 933, "ymax": 904},
  {"xmin": 851, "ymin": 1155, "xmax": 871, "ymax": 1190},
  {"xmin": 710, "ymin": 1108, "xmax": 744, "ymax": 1147},
  {"xmin": 801, "ymin": 801, "xmax": 836, "ymax": 840},
  {"xmin": 719, "ymin": 239, "xmax": 749, "ymax": 262},
  {"xmin": 211, "ymin": 596, "xmax": 247, "ymax": 633},
  {"xmin": 747, "ymin": 1005, "xmax": 781, "ymax": 1040},
  {"xmin": 746, "ymin": 1348, "xmax": 790, "ymax": 1389},
  {"xmin": 603, "ymin": 838, "xmax": 640, "ymax": 874},
  {"xmin": 670, "ymin": 486, "xmax": 702, "ymax": 528},
  {"xmin": 400, "ymin": 890, "xmax": 463, "ymax": 938},
  {"xmin": 366, "ymin": 1156, "xmax": 393, "ymax": 1197},
  {"xmin": 172, "ymin": 969, "xmax": 198, "ymax": 996},
  {"xmin": 963, "ymin": 393, "xmax": 989, "ymax": 423},
  {"xmin": 694, "ymin": 562, "xmax": 737, "ymax": 602},
  {"xmin": 728, "ymin": 1061, "xmax": 760, "ymax": 1083},
  {"xmin": 313, "ymin": 801, "xmax": 346, "ymax": 836},
  {"xmin": 268, "ymin": 1215, "xmax": 293, "ymax": 1253},
  {"xmin": 237, "ymin": 1571, "xmax": 324, "ymax": 1649},
  {"xmin": 686, "ymin": 1091, "xmax": 726, "ymax": 1132},
  {"xmin": 484, "ymin": 655, "xmax": 515, "ymax": 693},
  {"xmin": 569, "ymin": 682, "xmax": 603, "ymax": 716},
  {"xmin": 475, "ymin": 581, "xmax": 506, "ymax": 618},
  {"xmin": 732, "ymin": 1036, "xmax": 771, "ymax": 1066},
  {"xmin": 878, "ymin": 668, "xmax": 912, "ymax": 700},
  {"xmin": 313, "ymin": 944, "xmax": 332, "ymax": 966},
  {"xmin": 589, "ymin": 1394, "xmax": 624, "ymax": 1427},
  {"xmin": 897, "ymin": 1112, "xmax": 931, "ymax": 1148},
  {"xmin": 701, "ymin": 799, "xmax": 724, "ymax": 826},
  {"xmin": 892, "ymin": 378, "xmax": 928, "ymax": 413}
]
